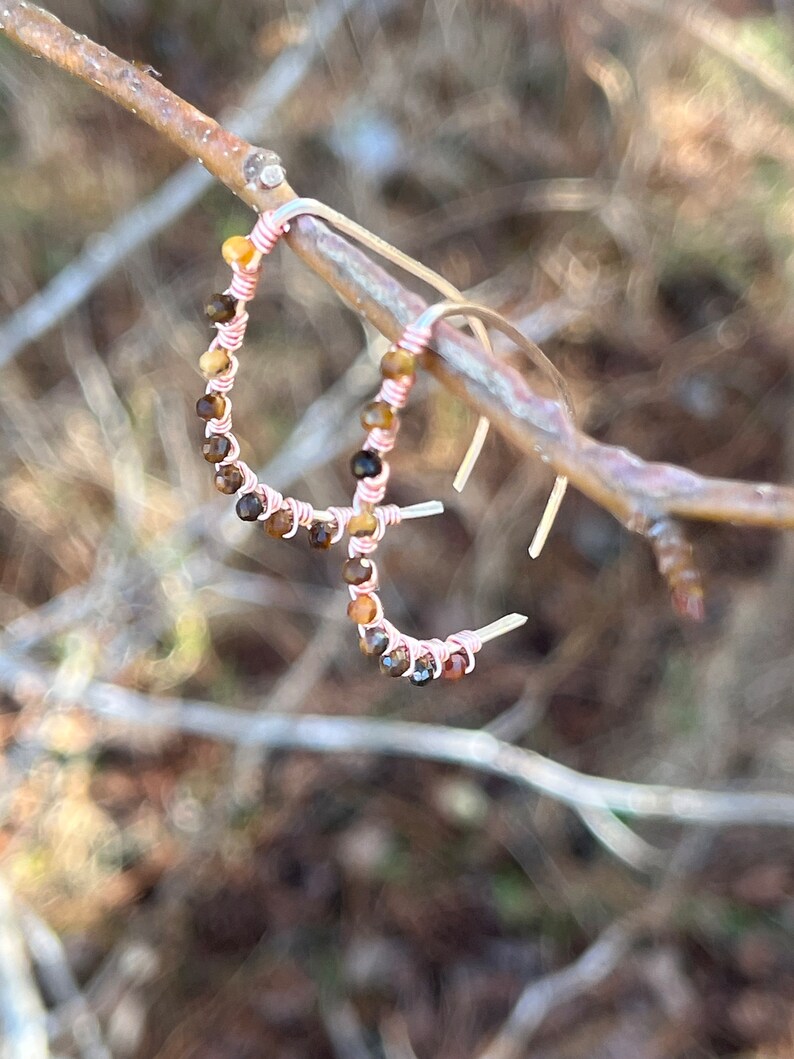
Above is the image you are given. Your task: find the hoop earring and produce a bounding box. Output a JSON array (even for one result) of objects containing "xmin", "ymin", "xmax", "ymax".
[
  {"xmin": 240, "ymin": 198, "xmax": 567, "ymax": 552},
  {"xmin": 342, "ymin": 300, "xmax": 575, "ymax": 685}
]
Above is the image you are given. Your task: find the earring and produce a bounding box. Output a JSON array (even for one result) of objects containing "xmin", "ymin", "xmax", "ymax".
[{"xmin": 342, "ymin": 299, "xmax": 575, "ymax": 685}]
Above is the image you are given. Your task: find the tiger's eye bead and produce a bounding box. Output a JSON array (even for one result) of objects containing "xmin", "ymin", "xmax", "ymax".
[
  {"xmin": 202, "ymin": 435, "xmax": 231, "ymax": 463},
  {"xmin": 214, "ymin": 464, "xmax": 244, "ymax": 494},
  {"xmin": 221, "ymin": 236, "xmax": 256, "ymax": 268},
  {"xmin": 196, "ymin": 392, "xmax": 227, "ymax": 421},
  {"xmin": 347, "ymin": 595, "xmax": 378, "ymax": 625},
  {"xmin": 342, "ymin": 557, "xmax": 373, "ymax": 586},
  {"xmin": 265, "ymin": 508, "xmax": 294, "ymax": 538},
  {"xmin": 442, "ymin": 654, "xmax": 467, "ymax": 682},
  {"xmin": 205, "ymin": 293, "xmax": 237, "ymax": 323},
  {"xmin": 199, "ymin": 348, "xmax": 231, "ymax": 378},
  {"xmin": 308, "ymin": 521, "xmax": 334, "ymax": 550},
  {"xmin": 348, "ymin": 511, "xmax": 378, "ymax": 537},
  {"xmin": 409, "ymin": 657, "xmax": 434, "ymax": 687},
  {"xmin": 380, "ymin": 346, "xmax": 415, "ymax": 379},
  {"xmin": 350, "ymin": 450, "xmax": 383, "ymax": 480},
  {"xmin": 360, "ymin": 401, "xmax": 395, "ymax": 431},
  {"xmin": 236, "ymin": 492, "xmax": 263, "ymax": 522},
  {"xmin": 359, "ymin": 627, "xmax": 389, "ymax": 657},
  {"xmin": 379, "ymin": 646, "xmax": 410, "ymax": 678}
]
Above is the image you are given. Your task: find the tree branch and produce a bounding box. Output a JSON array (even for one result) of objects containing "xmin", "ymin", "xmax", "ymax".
[
  {"xmin": 3, "ymin": 1, "xmax": 794, "ymax": 614},
  {"xmin": 2, "ymin": 646, "xmax": 793, "ymax": 829}
]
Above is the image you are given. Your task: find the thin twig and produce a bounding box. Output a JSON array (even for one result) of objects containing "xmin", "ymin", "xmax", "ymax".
[
  {"xmin": 611, "ymin": 0, "xmax": 794, "ymax": 112},
  {"xmin": 3, "ymin": 1, "xmax": 794, "ymax": 611},
  {"xmin": 474, "ymin": 916, "xmax": 640, "ymax": 1059},
  {"xmin": 18, "ymin": 906, "xmax": 111, "ymax": 1059},
  {"xmin": 0, "ymin": 646, "xmax": 793, "ymax": 828},
  {"xmin": 0, "ymin": 878, "xmax": 50, "ymax": 1059}
]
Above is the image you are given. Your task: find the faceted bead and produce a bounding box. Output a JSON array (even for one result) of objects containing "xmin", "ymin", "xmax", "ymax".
[
  {"xmin": 308, "ymin": 521, "xmax": 334, "ymax": 550},
  {"xmin": 381, "ymin": 346, "xmax": 415, "ymax": 379},
  {"xmin": 379, "ymin": 646, "xmax": 410, "ymax": 678},
  {"xmin": 202, "ymin": 435, "xmax": 231, "ymax": 463},
  {"xmin": 214, "ymin": 464, "xmax": 244, "ymax": 494},
  {"xmin": 236, "ymin": 492, "xmax": 263, "ymax": 521},
  {"xmin": 221, "ymin": 235, "xmax": 256, "ymax": 268},
  {"xmin": 205, "ymin": 293, "xmax": 237, "ymax": 323},
  {"xmin": 409, "ymin": 657, "xmax": 434, "ymax": 687},
  {"xmin": 359, "ymin": 628, "xmax": 389, "ymax": 657},
  {"xmin": 199, "ymin": 348, "xmax": 231, "ymax": 378},
  {"xmin": 350, "ymin": 449, "xmax": 383, "ymax": 480},
  {"xmin": 442, "ymin": 653, "xmax": 467, "ymax": 681},
  {"xmin": 342, "ymin": 557, "xmax": 373, "ymax": 586},
  {"xmin": 348, "ymin": 510, "xmax": 378, "ymax": 537},
  {"xmin": 196, "ymin": 392, "xmax": 227, "ymax": 421},
  {"xmin": 265, "ymin": 508, "xmax": 294, "ymax": 538},
  {"xmin": 347, "ymin": 595, "xmax": 378, "ymax": 625},
  {"xmin": 360, "ymin": 401, "xmax": 395, "ymax": 431}
]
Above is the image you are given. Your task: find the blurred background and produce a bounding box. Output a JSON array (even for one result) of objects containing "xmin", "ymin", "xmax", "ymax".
[{"xmin": 1, "ymin": 0, "xmax": 794, "ymax": 1055}]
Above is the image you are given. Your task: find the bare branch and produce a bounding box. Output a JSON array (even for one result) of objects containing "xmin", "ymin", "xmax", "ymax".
[{"xmin": 1, "ymin": 646, "xmax": 793, "ymax": 829}]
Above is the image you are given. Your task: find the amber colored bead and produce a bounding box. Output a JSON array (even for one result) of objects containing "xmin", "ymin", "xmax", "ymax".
[
  {"xmin": 221, "ymin": 235, "xmax": 256, "ymax": 268},
  {"xmin": 308, "ymin": 522, "xmax": 334, "ymax": 550},
  {"xmin": 236, "ymin": 492, "xmax": 263, "ymax": 521},
  {"xmin": 350, "ymin": 449, "xmax": 383, "ymax": 480},
  {"xmin": 342, "ymin": 557, "xmax": 373, "ymax": 586},
  {"xmin": 359, "ymin": 628, "xmax": 389, "ymax": 657},
  {"xmin": 347, "ymin": 594, "xmax": 378, "ymax": 625},
  {"xmin": 205, "ymin": 292, "xmax": 237, "ymax": 323},
  {"xmin": 196, "ymin": 392, "xmax": 227, "ymax": 421},
  {"xmin": 409, "ymin": 657, "xmax": 434, "ymax": 687},
  {"xmin": 380, "ymin": 346, "xmax": 415, "ymax": 379},
  {"xmin": 360, "ymin": 401, "xmax": 395, "ymax": 431},
  {"xmin": 442, "ymin": 653, "xmax": 467, "ymax": 681},
  {"xmin": 202, "ymin": 435, "xmax": 231, "ymax": 463},
  {"xmin": 214, "ymin": 464, "xmax": 244, "ymax": 494},
  {"xmin": 379, "ymin": 646, "xmax": 410, "ymax": 678},
  {"xmin": 199, "ymin": 348, "xmax": 231, "ymax": 378},
  {"xmin": 265, "ymin": 508, "xmax": 294, "ymax": 538},
  {"xmin": 348, "ymin": 510, "xmax": 378, "ymax": 537}
]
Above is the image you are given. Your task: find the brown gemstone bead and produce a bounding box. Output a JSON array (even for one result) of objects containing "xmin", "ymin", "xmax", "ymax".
[
  {"xmin": 199, "ymin": 348, "xmax": 231, "ymax": 378},
  {"xmin": 265, "ymin": 508, "xmax": 294, "ymax": 538},
  {"xmin": 359, "ymin": 628, "xmax": 389, "ymax": 657},
  {"xmin": 236, "ymin": 492, "xmax": 264, "ymax": 521},
  {"xmin": 214, "ymin": 464, "xmax": 244, "ymax": 494},
  {"xmin": 347, "ymin": 594, "xmax": 378, "ymax": 625},
  {"xmin": 348, "ymin": 510, "xmax": 378, "ymax": 537},
  {"xmin": 308, "ymin": 521, "xmax": 335, "ymax": 550},
  {"xmin": 196, "ymin": 392, "xmax": 227, "ymax": 421},
  {"xmin": 342, "ymin": 557, "xmax": 373, "ymax": 586},
  {"xmin": 205, "ymin": 293, "xmax": 237, "ymax": 323},
  {"xmin": 442, "ymin": 653, "xmax": 467, "ymax": 681},
  {"xmin": 202, "ymin": 435, "xmax": 231, "ymax": 463},
  {"xmin": 379, "ymin": 646, "xmax": 410, "ymax": 678},
  {"xmin": 351, "ymin": 450, "xmax": 383, "ymax": 480},
  {"xmin": 409, "ymin": 657, "xmax": 434, "ymax": 687},
  {"xmin": 360, "ymin": 401, "xmax": 395, "ymax": 431},
  {"xmin": 380, "ymin": 346, "xmax": 415, "ymax": 379},
  {"xmin": 221, "ymin": 235, "xmax": 256, "ymax": 268}
]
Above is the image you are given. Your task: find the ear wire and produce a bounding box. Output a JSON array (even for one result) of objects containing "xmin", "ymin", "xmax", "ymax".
[{"xmin": 412, "ymin": 300, "xmax": 576, "ymax": 557}]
